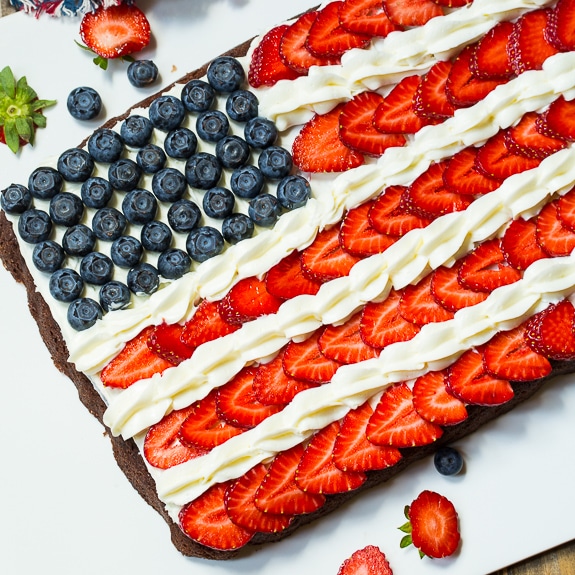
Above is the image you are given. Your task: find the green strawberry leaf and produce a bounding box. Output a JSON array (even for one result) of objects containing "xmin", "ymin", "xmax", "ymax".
[
  {"xmin": 400, "ymin": 534, "xmax": 413, "ymax": 549},
  {"xmin": 0, "ymin": 66, "xmax": 16, "ymax": 99},
  {"xmin": 3, "ymin": 119, "xmax": 20, "ymax": 154}
]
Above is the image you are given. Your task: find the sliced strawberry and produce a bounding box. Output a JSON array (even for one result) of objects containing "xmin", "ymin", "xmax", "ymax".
[
  {"xmin": 179, "ymin": 482, "xmax": 255, "ymax": 550},
  {"xmin": 181, "ymin": 299, "xmax": 240, "ymax": 348},
  {"xmin": 340, "ymin": 91, "xmax": 406, "ymax": 156},
  {"xmin": 282, "ymin": 331, "xmax": 341, "ymax": 384},
  {"xmin": 216, "ymin": 367, "xmax": 283, "ymax": 428},
  {"xmin": 535, "ymin": 200, "xmax": 575, "ymax": 256},
  {"xmin": 374, "ymin": 75, "xmax": 430, "ymax": 134},
  {"xmin": 337, "ymin": 545, "xmax": 394, "ymax": 575},
  {"xmin": 508, "ymin": 9, "xmax": 560, "ymax": 75},
  {"xmin": 224, "ymin": 464, "xmax": 294, "ymax": 533},
  {"xmin": 446, "ymin": 348, "xmax": 514, "ymax": 405},
  {"xmin": 443, "ymin": 147, "xmax": 502, "ymax": 196},
  {"xmin": 80, "ymin": 4, "xmax": 150, "ymax": 61},
  {"xmin": 143, "ymin": 405, "xmax": 206, "ymax": 470},
  {"xmin": 504, "ymin": 112, "xmax": 566, "ymax": 160},
  {"xmin": 147, "ymin": 322, "xmax": 194, "ymax": 365},
  {"xmin": 458, "ymin": 238, "xmax": 521, "ymax": 292},
  {"xmin": 413, "ymin": 60, "xmax": 455, "ymax": 121},
  {"xmin": 292, "ymin": 104, "xmax": 365, "ymax": 173},
  {"xmin": 368, "ymin": 185, "xmax": 433, "ymax": 236},
  {"xmin": 248, "ymin": 25, "xmax": 301, "ymax": 88},
  {"xmin": 339, "ymin": 0, "xmax": 398, "ymax": 37},
  {"xmin": 547, "ymin": 0, "xmax": 575, "ymax": 51},
  {"xmin": 501, "ymin": 217, "xmax": 547, "ymax": 270},
  {"xmin": 538, "ymin": 96, "xmax": 575, "ymax": 142},
  {"xmin": 558, "ymin": 187, "xmax": 575, "ymax": 232},
  {"xmin": 333, "ymin": 402, "xmax": 403, "ymax": 472},
  {"xmin": 430, "ymin": 263, "xmax": 488, "ymax": 312},
  {"xmin": 218, "ymin": 276, "xmax": 283, "ymax": 325},
  {"xmin": 318, "ymin": 312, "xmax": 380, "ymax": 364},
  {"xmin": 360, "ymin": 290, "xmax": 421, "ymax": 348},
  {"xmin": 432, "ymin": 0, "xmax": 472, "ymax": 5},
  {"xmin": 399, "ymin": 275, "xmax": 455, "ymax": 325},
  {"xmin": 100, "ymin": 326, "xmax": 174, "ymax": 388},
  {"xmin": 301, "ymin": 226, "xmax": 362, "ymax": 282},
  {"xmin": 265, "ymin": 250, "xmax": 322, "ymax": 299},
  {"xmin": 525, "ymin": 300, "xmax": 575, "ymax": 360},
  {"xmin": 470, "ymin": 20, "xmax": 515, "ymax": 79},
  {"xmin": 254, "ymin": 444, "xmax": 326, "ymax": 515},
  {"xmin": 296, "ymin": 422, "xmax": 367, "ymax": 494},
  {"xmin": 482, "ymin": 325, "xmax": 552, "ymax": 382},
  {"xmin": 405, "ymin": 490, "xmax": 460, "ymax": 559},
  {"xmin": 306, "ymin": 2, "xmax": 371, "ymax": 58},
  {"xmin": 412, "ymin": 370, "xmax": 468, "ymax": 426},
  {"xmin": 383, "ymin": 0, "xmax": 443, "ymax": 27},
  {"xmin": 253, "ymin": 352, "xmax": 318, "ymax": 406},
  {"xmin": 339, "ymin": 200, "xmax": 397, "ymax": 257},
  {"xmin": 280, "ymin": 11, "xmax": 340, "ymax": 75}
]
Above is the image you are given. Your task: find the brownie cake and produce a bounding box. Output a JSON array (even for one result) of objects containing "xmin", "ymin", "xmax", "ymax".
[{"xmin": 3, "ymin": 0, "xmax": 575, "ymax": 562}]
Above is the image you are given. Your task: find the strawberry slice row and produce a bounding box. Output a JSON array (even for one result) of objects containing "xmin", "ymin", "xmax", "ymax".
[{"xmin": 292, "ymin": 5, "xmax": 569, "ymax": 172}]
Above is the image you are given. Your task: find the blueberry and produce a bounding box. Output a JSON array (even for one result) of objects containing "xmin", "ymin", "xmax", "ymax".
[
  {"xmin": 57, "ymin": 148, "xmax": 94, "ymax": 182},
  {"xmin": 49, "ymin": 192, "xmax": 84, "ymax": 227},
  {"xmin": 203, "ymin": 186, "xmax": 235, "ymax": 219},
  {"xmin": 141, "ymin": 220, "xmax": 172, "ymax": 252},
  {"xmin": 207, "ymin": 56, "xmax": 245, "ymax": 93},
  {"xmin": 248, "ymin": 193, "xmax": 282, "ymax": 227},
  {"xmin": 196, "ymin": 110, "xmax": 229, "ymax": 142},
  {"xmin": 121, "ymin": 115, "xmax": 153, "ymax": 147},
  {"xmin": 226, "ymin": 90, "xmax": 258, "ymax": 122},
  {"xmin": 276, "ymin": 175, "xmax": 311, "ymax": 209},
  {"xmin": 127, "ymin": 262, "xmax": 160, "ymax": 295},
  {"xmin": 80, "ymin": 252, "xmax": 114, "ymax": 285},
  {"xmin": 127, "ymin": 59, "xmax": 158, "ymax": 88},
  {"xmin": 136, "ymin": 144, "xmax": 166, "ymax": 174},
  {"xmin": 222, "ymin": 213, "xmax": 254, "ymax": 244},
  {"xmin": 99, "ymin": 281, "xmax": 131, "ymax": 312},
  {"xmin": 186, "ymin": 226, "xmax": 224, "ymax": 262},
  {"xmin": 122, "ymin": 188, "xmax": 157, "ymax": 225},
  {"xmin": 1, "ymin": 184, "xmax": 32, "ymax": 214},
  {"xmin": 92, "ymin": 207, "xmax": 127, "ymax": 241},
  {"xmin": 62, "ymin": 224, "xmax": 96, "ymax": 257},
  {"xmin": 167, "ymin": 199, "xmax": 202, "ymax": 233},
  {"xmin": 164, "ymin": 127, "xmax": 197, "ymax": 159},
  {"xmin": 149, "ymin": 95, "xmax": 186, "ymax": 132},
  {"xmin": 151, "ymin": 168, "xmax": 187, "ymax": 203},
  {"xmin": 244, "ymin": 117, "xmax": 278, "ymax": 149},
  {"xmin": 32, "ymin": 240, "xmax": 65, "ymax": 273},
  {"xmin": 181, "ymin": 79, "xmax": 215, "ymax": 113},
  {"xmin": 158, "ymin": 248, "xmax": 192, "ymax": 279},
  {"xmin": 67, "ymin": 297, "xmax": 102, "ymax": 331},
  {"xmin": 80, "ymin": 177, "xmax": 113, "ymax": 209},
  {"xmin": 258, "ymin": 146, "xmax": 293, "ymax": 180},
  {"xmin": 67, "ymin": 86, "xmax": 102, "ymax": 121},
  {"xmin": 434, "ymin": 446, "xmax": 464, "ymax": 476},
  {"xmin": 18, "ymin": 209, "xmax": 52, "ymax": 244},
  {"xmin": 110, "ymin": 235, "xmax": 143, "ymax": 268},
  {"xmin": 108, "ymin": 158, "xmax": 142, "ymax": 191},
  {"xmin": 185, "ymin": 153, "xmax": 222, "ymax": 190},
  {"xmin": 88, "ymin": 128, "xmax": 124, "ymax": 163},
  {"xmin": 49, "ymin": 268, "xmax": 84, "ymax": 302},
  {"xmin": 28, "ymin": 167, "xmax": 63, "ymax": 200},
  {"xmin": 230, "ymin": 165, "xmax": 264, "ymax": 199},
  {"xmin": 215, "ymin": 135, "xmax": 250, "ymax": 169}
]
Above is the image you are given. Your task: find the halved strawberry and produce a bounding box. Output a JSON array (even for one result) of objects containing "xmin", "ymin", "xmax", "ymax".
[
  {"xmin": 501, "ymin": 217, "xmax": 547, "ymax": 270},
  {"xmin": 318, "ymin": 312, "xmax": 380, "ymax": 364},
  {"xmin": 339, "ymin": 91, "xmax": 406, "ymax": 156},
  {"xmin": 430, "ymin": 263, "xmax": 488, "ymax": 312},
  {"xmin": 538, "ymin": 96, "xmax": 575, "ymax": 141},
  {"xmin": 216, "ymin": 367, "xmax": 283, "ymax": 428},
  {"xmin": 442, "ymin": 147, "xmax": 502, "ymax": 196},
  {"xmin": 292, "ymin": 104, "xmax": 365, "ymax": 172},
  {"xmin": 143, "ymin": 405, "xmax": 206, "ymax": 470},
  {"xmin": 557, "ymin": 187, "xmax": 575, "ymax": 232},
  {"xmin": 446, "ymin": 348, "xmax": 514, "ymax": 405},
  {"xmin": 265, "ymin": 250, "xmax": 322, "ymax": 299},
  {"xmin": 100, "ymin": 326, "xmax": 174, "ymax": 388},
  {"xmin": 482, "ymin": 325, "xmax": 552, "ymax": 382},
  {"xmin": 470, "ymin": 20, "xmax": 515, "ymax": 79},
  {"xmin": 413, "ymin": 60, "xmax": 455, "ymax": 121},
  {"xmin": 181, "ymin": 299, "xmax": 240, "ymax": 348},
  {"xmin": 282, "ymin": 331, "xmax": 341, "ymax": 384},
  {"xmin": 337, "ymin": 545, "xmax": 394, "ymax": 575},
  {"xmin": 504, "ymin": 112, "xmax": 566, "ymax": 160},
  {"xmin": 412, "ymin": 370, "xmax": 468, "ymax": 426},
  {"xmin": 382, "ymin": 0, "xmax": 443, "ymax": 27},
  {"xmin": 545, "ymin": 0, "xmax": 575, "ymax": 51},
  {"xmin": 254, "ymin": 444, "xmax": 326, "ymax": 515},
  {"xmin": 248, "ymin": 25, "xmax": 301, "ymax": 88},
  {"xmin": 179, "ymin": 482, "xmax": 255, "ymax": 550},
  {"xmin": 295, "ymin": 422, "xmax": 367, "ymax": 494},
  {"xmin": 367, "ymin": 382, "xmax": 443, "ymax": 447},
  {"xmin": 535, "ymin": 200, "xmax": 575, "ymax": 256},
  {"xmin": 360, "ymin": 290, "xmax": 421, "ymax": 349},
  {"xmin": 399, "ymin": 275, "xmax": 455, "ymax": 325},
  {"xmin": 339, "ymin": 0, "xmax": 398, "ymax": 37},
  {"xmin": 147, "ymin": 322, "xmax": 195, "ymax": 365},
  {"xmin": 333, "ymin": 402, "xmax": 403, "ymax": 472}
]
